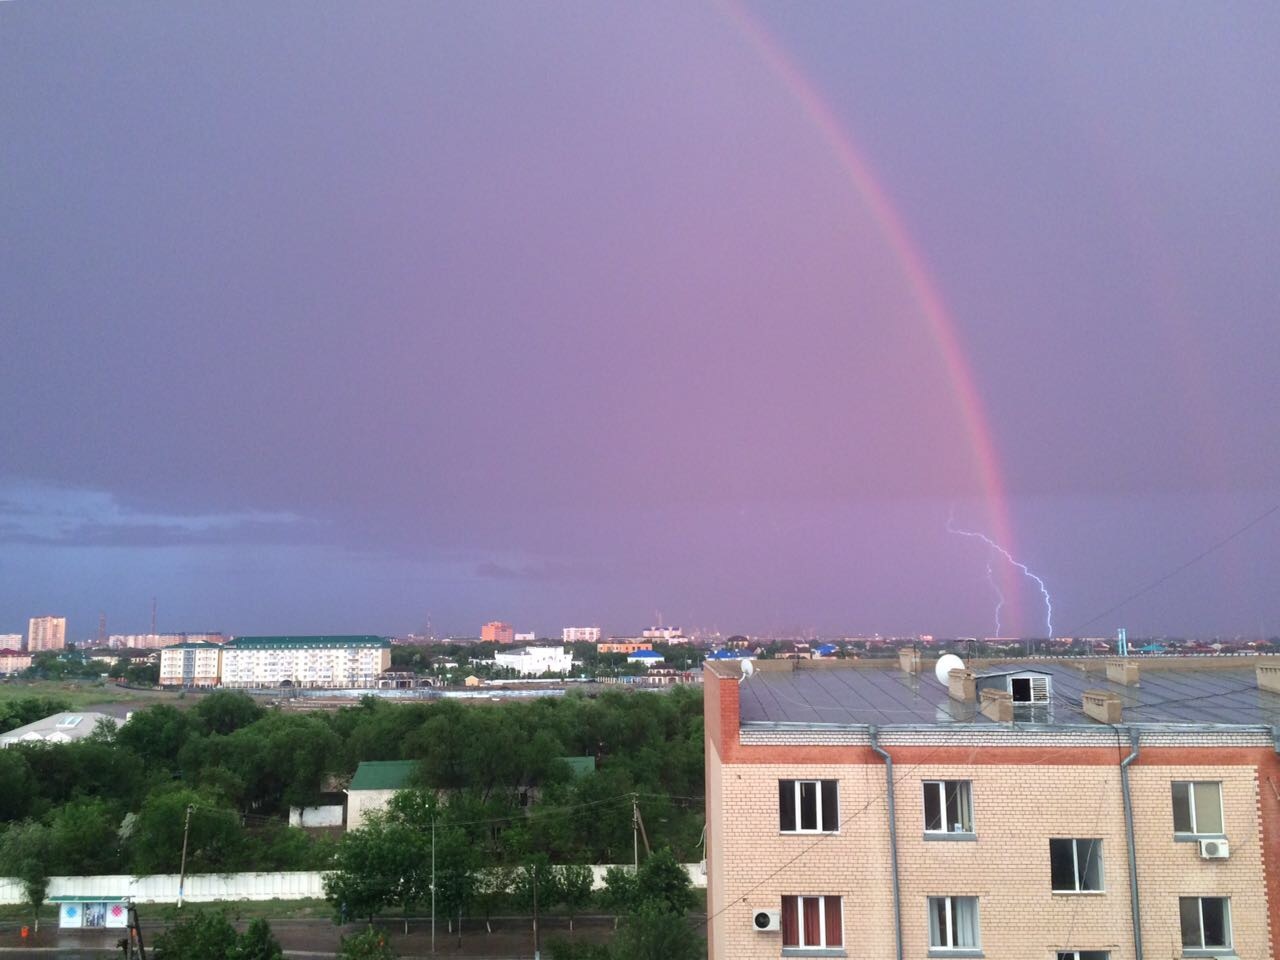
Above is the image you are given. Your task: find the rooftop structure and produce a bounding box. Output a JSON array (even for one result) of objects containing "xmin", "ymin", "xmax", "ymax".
[
  {"xmin": 704, "ymin": 655, "xmax": 1280, "ymax": 959},
  {"xmin": 1, "ymin": 711, "xmax": 118, "ymax": 747}
]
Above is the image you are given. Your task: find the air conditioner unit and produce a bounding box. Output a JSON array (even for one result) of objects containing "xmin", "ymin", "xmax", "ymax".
[
  {"xmin": 752, "ymin": 909, "xmax": 781, "ymax": 932},
  {"xmin": 1199, "ymin": 838, "xmax": 1230, "ymax": 860}
]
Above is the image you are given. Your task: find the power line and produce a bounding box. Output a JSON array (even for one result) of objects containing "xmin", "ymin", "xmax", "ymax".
[{"xmin": 1069, "ymin": 499, "xmax": 1280, "ymax": 634}]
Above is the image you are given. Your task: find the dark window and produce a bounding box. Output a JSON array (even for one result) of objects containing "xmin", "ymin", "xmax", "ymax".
[
  {"xmin": 1180, "ymin": 897, "xmax": 1231, "ymax": 950},
  {"xmin": 1050, "ymin": 838, "xmax": 1103, "ymax": 892},
  {"xmin": 923, "ymin": 780, "xmax": 973, "ymax": 834},
  {"xmin": 779, "ymin": 780, "xmax": 838, "ymax": 833}
]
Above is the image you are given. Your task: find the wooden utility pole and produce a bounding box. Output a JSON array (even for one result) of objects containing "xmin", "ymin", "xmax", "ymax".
[{"xmin": 177, "ymin": 804, "xmax": 193, "ymax": 908}]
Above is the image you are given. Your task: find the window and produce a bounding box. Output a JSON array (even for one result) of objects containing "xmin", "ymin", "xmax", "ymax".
[
  {"xmin": 928, "ymin": 896, "xmax": 979, "ymax": 950},
  {"xmin": 779, "ymin": 779, "xmax": 838, "ymax": 833},
  {"xmin": 781, "ymin": 895, "xmax": 842, "ymax": 949},
  {"xmin": 1050, "ymin": 838, "xmax": 1103, "ymax": 892},
  {"xmin": 1172, "ymin": 782, "xmax": 1223, "ymax": 836},
  {"xmin": 923, "ymin": 781, "xmax": 973, "ymax": 834},
  {"xmin": 1057, "ymin": 953, "xmax": 1109, "ymax": 960},
  {"xmin": 1010, "ymin": 673, "xmax": 1050, "ymax": 703},
  {"xmin": 1179, "ymin": 897, "xmax": 1231, "ymax": 951}
]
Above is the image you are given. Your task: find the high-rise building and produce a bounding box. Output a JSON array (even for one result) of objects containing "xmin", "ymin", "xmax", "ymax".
[
  {"xmin": 27, "ymin": 616, "xmax": 67, "ymax": 652},
  {"xmin": 481, "ymin": 621, "xmax": 515, "ymax": 644},
  {"xmin": 703, "ymin": 653, "xmax": 1280, "ymax": 959}
]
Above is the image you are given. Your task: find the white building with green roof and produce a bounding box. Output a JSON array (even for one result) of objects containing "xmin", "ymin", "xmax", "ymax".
[{"xmin": 219, "ymin": 635, "xmax": 391, "ymax": 689}]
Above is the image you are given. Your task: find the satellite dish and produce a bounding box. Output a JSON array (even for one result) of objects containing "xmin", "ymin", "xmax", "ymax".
[
  {"xmin": 739, "ymin": 659, "xmax": 755, "ymax": 683},
  {"xmin": 934, "ymin": 653, "xmax": 965, "ymax": 685}
]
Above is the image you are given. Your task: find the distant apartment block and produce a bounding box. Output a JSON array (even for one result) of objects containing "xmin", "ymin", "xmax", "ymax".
[
  {"xmin": 108, "ymin": 632, "xmax": 225, "ymax": 650},
  {"xmin": 598, "ymin": 640, "xmax": 653, "ymax": 655},
  {"xmin": 481, "ymin": 621, "xmax": 515, "ymax": 644},
  {"xmin": 493, "ymin": 645, "xmax": 573, "ymax": 676},
  {"xmin": 0, "ymin": 649, "xmax": 33, "ymax": 675},
  {"xmin": 27, "ymin": 616, "xmax": 67, "ymax": 652},
  {"xmin": 513, "ymin": 631, "xmax": 536, "ymax": 643},
  {"xmin": 704, "ymin": 654, "xmax": 1280, "ymax": 959},
  {"xmin": 642, "ymin": 625, "xmax": 688, "ymax": 643},
  {"xmin": 203, "ymin": 636, "xmax": 390, "ymax": 689},
  {"xmin": 0, "ymin": 634, "xmax": 22, "ymax": 650},
  {"xmin": 562, "ymin": 626, "xmax": 602, "ymax": 644},
  {"xmin": 158, "ymin": 642, "xmax": 223, "ymax": 687}
]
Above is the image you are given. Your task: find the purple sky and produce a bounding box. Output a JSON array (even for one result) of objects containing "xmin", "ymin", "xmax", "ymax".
[{"xmin": 3, "ymin": 2, "xmax": 1277, "ymax": 640}]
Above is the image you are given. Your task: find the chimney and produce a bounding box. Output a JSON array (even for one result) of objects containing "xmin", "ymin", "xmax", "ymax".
[
  {"xmin": 1106, "ymin": 659, "xmax": 1140, "ymax": 686},
  {"xmin": 899, "ymin": 648, "xmax": 922, "ymax": 675},
  {"xmin": 1256, "ymin": 663, "xmax": 1280, "ymax": 696},
  {"xmin": 947, "ymin": 669, "xmax": 976, "ymax": 704},
  {"xmin": 1082, "ymin": 689, "xmax": 1123, "ymax": 724},
  {"xmin": 979, "ymin": 688, "xmax": 1012, "ymax": 722}
]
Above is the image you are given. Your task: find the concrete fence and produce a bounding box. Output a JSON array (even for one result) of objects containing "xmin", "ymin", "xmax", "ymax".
[{"xmin": 0, "ymin": 864, "xmax": 707, "ymax": 905}]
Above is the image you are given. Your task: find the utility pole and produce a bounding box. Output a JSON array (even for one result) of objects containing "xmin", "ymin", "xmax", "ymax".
[
  {"xmin": 631, "ymin": 794, "xmax": 651, "ymax": 871},
  {"xmin": 430, "ymin": 817, "xmax": 436, "ymax": 954},
  {"xmin": 126, "ymin": 902, "xmax": 147, "ymax": 960},
  {"xmin": 532, "ymin": 862, "xmax": 540, "ymax": 960},
  {"xmin": 177, "ymin": 804, "xmax": 193, "ymax": 908}
]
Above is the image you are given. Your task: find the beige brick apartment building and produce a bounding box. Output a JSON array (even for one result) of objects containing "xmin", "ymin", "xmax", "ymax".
[{"xmin": 704, "ymin": 654, "xmax": 1280, "ymax": 960}]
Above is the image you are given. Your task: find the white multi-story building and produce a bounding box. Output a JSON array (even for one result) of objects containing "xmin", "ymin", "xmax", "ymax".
[
  {"xmin": 0, "ymin": 634, "xmax": 22, "ymax": 650},
  {"xmin": 28, "ymin": 616, "xmax": 67, "ymax": 651},
  {"xmin": 562, "ymin": 626, "xmax": 602, "ymax": 644},
  {"xmin": 494, "ymin": 645, "xmax": 574, "ymax": 677},
  {"xmin": 158, "ymin": 642, "xmax": 223, "ymax": 687},
  {"xmin": 218, "ymin": 635, "xmax": 391, "ymax": 689},
  {"xmin": 642, "ymin": 625, "xmax": 688, "ymax": 644},
  {"xmin": 0, "ymin": 649, "xmax": 33, "ymax": 675},
  {"xmin": 514, "ymin": 631, "xmax": 537, "ymax": 643},
  {"xmin": 113, "ymin": 632, "xmax": 225, "ymax": 650}
]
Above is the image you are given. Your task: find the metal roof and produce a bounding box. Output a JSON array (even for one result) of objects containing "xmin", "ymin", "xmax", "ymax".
[
  {"xmin": 736, "ymin": 661, "xmax": 1280, "ymax": 729},
  {"xmin": 228, "ymin": 635, "xmax": 390, "ymax": 650},
  {"xmin": 348, "ymin": 760, "xmax": 417, "ymax": 791}
]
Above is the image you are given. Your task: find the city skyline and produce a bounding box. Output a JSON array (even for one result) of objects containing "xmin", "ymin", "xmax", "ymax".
[{"xmin": 3, "ymin": 3, "xmax": 1277, "ymax": 638}]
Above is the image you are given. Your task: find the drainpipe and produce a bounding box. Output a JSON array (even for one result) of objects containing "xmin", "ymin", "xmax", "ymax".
[
  {"xmin": 869, "ymin": 727, "xmax": 903, "ymax": 960},
  {"xmin": 1119, "ymin": 727, "xmax": 1143, "ymax": 960}
]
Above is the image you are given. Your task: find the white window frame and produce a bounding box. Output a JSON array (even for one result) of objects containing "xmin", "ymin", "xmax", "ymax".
[
  {"xmin": 1172, "ymin": 781, "xmax": 1224, "ymax": 837},
  {"xmin": 1049, "ymin": 838, "xmax": 1104, "ymax": 893},
  {"xmin": 923, "ymin": 780, "xmax": 974, "ymax": 835},
  {"xmin": 782, "ymin": 894, "xmax": 842, "ymax": 949},
  {"xmin": 1180, "ymin": 896, "xmax": 1232, "ymax": 951},
  {"xmin": 1009, "ymin": 672, "xmax": 1051, "ymax": 704},
  {"xmin": 927, "ymin": 895, "xmax": 980, "ymax": 950},
  {"xmin": 779, "ymin": 779, "xmax": 839, "ymax": 834}
]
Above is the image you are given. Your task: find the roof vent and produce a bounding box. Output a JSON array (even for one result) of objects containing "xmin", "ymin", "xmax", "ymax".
[
  {"xmin": 1256, "ymin": 664, "xmax": 1280, "ymax": 696},
  {"xmin": 1106, "ymin": 660, "xmax": 1140, "ymax": 686},
  {"xmin": 899, "ymin": 648, "xmax": 922, "ymax": 675},
  {"xmin": 979, "ymin": 688, "xmax": 1013, "ymax": 722},
  {"xmin": 1082, "ymin": 690, "xmax": 1123, "ymax": 724},
  {"xmin": 947, "ymin": 669, "xmax": 976, "ymax": 704}
]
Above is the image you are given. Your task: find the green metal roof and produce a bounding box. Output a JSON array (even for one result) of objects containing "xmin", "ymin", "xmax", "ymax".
[
  {"xmin": 349, "ymin": 760, "xmax": 418, "ymax": 791},
  {"xmin": 561, "ymin": 756, "xmax": 596, "ymax": 779},
  {"xmin": 228, "ymin": 635, "xmax": 390, "ymax": 650},
  {"xmin": 168, "ymin": 641, "xmax": 222, "ymax": 650}
]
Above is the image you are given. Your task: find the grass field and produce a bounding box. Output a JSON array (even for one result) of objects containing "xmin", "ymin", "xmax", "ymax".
[{"xmin": 0, "ymin": 679, "xmax": 182, "ymax": 710}]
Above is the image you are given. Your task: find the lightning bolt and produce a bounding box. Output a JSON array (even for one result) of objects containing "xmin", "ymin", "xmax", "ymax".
[
  {"xmin": 985, "ymin": 558, "xmax": 1005, "ymax": 637},
  {"xmin": 948, "ymin": 512, "xmax": 1054, "ymax": 638}
]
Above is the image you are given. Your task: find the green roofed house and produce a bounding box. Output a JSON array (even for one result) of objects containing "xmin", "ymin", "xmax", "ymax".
[
  {"xmin": 346, "ymin": 760, "xmax": 417, "ymax": 830},
  {"xmin": 219, "ymin": 635, "xmax": 392, "ymax": 689}
]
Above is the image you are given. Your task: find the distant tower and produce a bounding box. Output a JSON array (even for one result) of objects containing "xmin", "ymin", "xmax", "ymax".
[
  {"xmin": 97, "ymin": 612, "xmax": 106, "ymax": 646},
  {"xmin": 151, "ymin": 597, "xmax": 157, "ymax": 637},
  {"xmin": 1117, "ymin": 627, "xmax": 1128, "ymax": 657}
]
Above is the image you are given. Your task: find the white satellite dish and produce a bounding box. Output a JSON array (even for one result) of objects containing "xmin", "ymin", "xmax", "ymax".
[
  {"xmin": 739, "ymin": 659, "xmax": 755, "ymax": 683},
  {"xmin": 934, "ymin": 653, "xmax": 965, "ymax": 685}
]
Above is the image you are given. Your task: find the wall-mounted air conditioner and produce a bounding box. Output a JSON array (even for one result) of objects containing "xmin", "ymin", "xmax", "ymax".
[
  {"xmin": 1199, "ymin": 838, "xmax": 1230, "ymax": 860},
  {"xmin": 752, "ymin": 909, "xmax": 781, "ymax": 932}
]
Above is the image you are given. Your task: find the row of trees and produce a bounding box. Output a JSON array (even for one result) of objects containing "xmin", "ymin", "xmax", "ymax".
[{"xmin": 0, "ymin": 683, "xmax": 704, "ymax": 885}]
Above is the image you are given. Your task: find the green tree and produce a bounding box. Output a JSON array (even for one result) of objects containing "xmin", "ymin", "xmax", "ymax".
[
  {"xmin": 151, "ymin": 907, "xmax": 238, "ymax": 960},
  {"xmin": 337, "ymin": 928, "xmax": 398, "ymax": 959},
  {"xmin": 193, "ymin": 690, "xmax": 265, "ymax": 736},
  {"xmin": 555, "ymin": 864, "xmax": 595, "ymax": 932},
  {"xmin": 47, "ymin": 797, "xmax": 119, "ymax": 875},
  {"xmin": 128, "ymin": 789, "xmax": 245, "ymax": 874},
  {"xmin": 0, "ymin": 820, "xmax": 51, "ymax": 931},
  {"xmin": 611, "ymin": 900, "xmax": 703, "ymax": 960},
  {"xmin": 323, "ymin": 815, "xmax": 429, "ymax": 928},
  {"xmin": 0, "ymin": 749, "xmax": 34, "ymax": 821},
  {"xmin": 232, "ymin": 917, "xmax": 285, "ymax": 960}
]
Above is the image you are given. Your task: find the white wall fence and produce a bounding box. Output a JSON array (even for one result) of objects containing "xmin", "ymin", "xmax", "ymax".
[{"xmin": 0, "ymin": 864, "xmax": 706, "ymax": 906}]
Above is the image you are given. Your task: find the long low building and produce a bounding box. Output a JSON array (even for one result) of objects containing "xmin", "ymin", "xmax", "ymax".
[
  {"xmin": 494, "ymin": 645, "xmax": 574, "ymax": 676},
  {"xmin": 160, "ymin": 635, "xmax": 391, "ymax": 689}
]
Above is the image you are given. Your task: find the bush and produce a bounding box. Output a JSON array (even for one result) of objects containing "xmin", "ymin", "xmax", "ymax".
[
  {"xmin": 547, "ymin": 939, "xmax": 612, "ymax": 960},
  {"xmin": 338, "ymin": 928, "xmax": 397, "ymax": 959}
]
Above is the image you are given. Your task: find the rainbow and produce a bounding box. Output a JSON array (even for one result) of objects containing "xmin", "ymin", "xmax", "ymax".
[{"xmin": 717, "ymin": 1, "xmax": 1023, "ymax": 631}]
